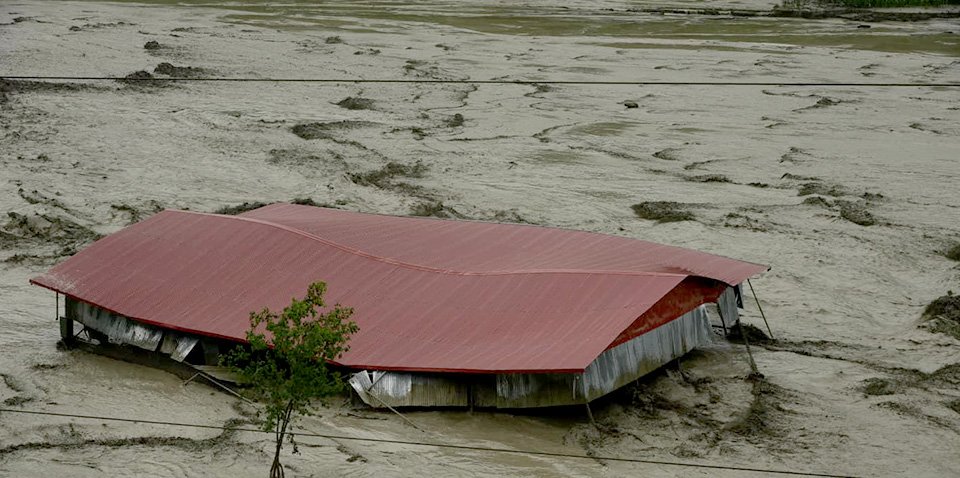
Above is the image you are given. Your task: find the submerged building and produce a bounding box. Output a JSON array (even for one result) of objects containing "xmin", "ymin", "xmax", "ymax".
[{"xmin": 31, "ymin": 203, "xmax": 767, "ymax": 408}]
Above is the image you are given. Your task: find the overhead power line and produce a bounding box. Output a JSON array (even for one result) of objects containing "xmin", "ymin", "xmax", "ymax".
[
  {"xmin": 2, "ymin": 75, "xmax": 958, "ymax": 87},
  {"xmin": 0, "ymin": 407, "xmax": 858, "ymax": 478}
]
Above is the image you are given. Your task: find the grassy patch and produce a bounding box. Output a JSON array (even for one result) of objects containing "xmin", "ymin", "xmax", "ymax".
[
  {"xmin": 0, "ymin": 418, "xmax": 254, "ymax": 456},
  {"xmin": 797, "ymin": 182, "xmax": 845, "ymax": 197},
  {"xmin": 290, "ymin": 121, "xmax": 372, "ymax": 140},
  {"xmin": 2, "ymin": 212, "xmax": 101, "ymax": 253},
  {"xmin": 118, "ymin": 70, "xmax": 169, "ymax": 87},
  {"xmin": 861, "ymin": 378, "xmax": 897, "ymax": 396},
  {"xmin": 335, "ymin": 97, "xmax": 375, "ymax": 110},
  {"xmin": 802, "ymin": 196, "xmax": 833, "ymax": 208},
  {"xmin": 687, "ymin": 174, "xmax": 731, "ymax": 183},
  {"xmin": 214, "ymin": 202, "xmax": 268, "ymax": 215},
  {"xmin": 920, "ymin": 292, "xmax": 960, "ymax": 340},
  {"xmin": 153, "ymin": 62, "xmax": 206, "ymax": 78},
  {"xmin": 631, "ymin": 201, "xmax": 695, "ymax": 223},
  {"xmin": 409, "ymin": 201, "xmax": 461, "ymax": 218},
  {"xmin": 348, "ymin": 161, "xmax": 427, "ymax": 191},
  {"xmin": 838, "ymin": 201, "xmax": 877, "ymax": 226},
  {"xmin": 944, "ymin": 243, "xmax": 960, "ymax": 261},
  {"xmin": 3, "ymin": 396, "xmax": 34, "ymax": 407},
  {"xmin": 445, "ymin": 113, "xmax": 465, "ymax": 128},
  {"xmin": 492, "ymin": 209, "xmax": 533, "ymax": 224},
  {"xmin": 290, "ymin": 197, "xmax": 329, "ymax": 208},
  {"xmin": 652, "ymin": 148, "xmax": 682, "ymax": 161},
  {"xmin": 1, "ymin": 79, "xmax": 104, "ymax": 99},
  {"xmin": 214, "ymin": 199, "xmax": 341, "ymax": 215},
  {"xmin": 723, "ymin": 213, "xmax": 768, "ymax": 232}
]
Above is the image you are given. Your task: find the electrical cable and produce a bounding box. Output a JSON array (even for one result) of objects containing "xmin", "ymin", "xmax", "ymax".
[{"xmin": 2, "ymin": 75, "xmax": 958, "ymax": 87}]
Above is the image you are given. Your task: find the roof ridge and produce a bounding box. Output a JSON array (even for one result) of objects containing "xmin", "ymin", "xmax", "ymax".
[{"xmin": 172, "ymin": 209, "xmax": 691, "ymax": 279}]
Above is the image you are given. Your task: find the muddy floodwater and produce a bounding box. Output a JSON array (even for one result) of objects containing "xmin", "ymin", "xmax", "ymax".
[{"xmin": 1, "ymin": 1, "xmax": 959, "ymax": 476}]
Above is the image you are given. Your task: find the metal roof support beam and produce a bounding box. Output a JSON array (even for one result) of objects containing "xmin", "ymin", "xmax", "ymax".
[
  {"xmin": 747, "ymin": 279, "xmax": 774, "ymax": 340},
  {"xmin": 718, "ymin": 305, "xmax": 758, "ymax": 374}
]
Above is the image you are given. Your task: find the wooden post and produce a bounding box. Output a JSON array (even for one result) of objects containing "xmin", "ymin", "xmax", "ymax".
[
  {"xmin": 585, "ymin": 402, "xmax": 596, "ymax": 426},
  {"xmin": 718, "ymin": 305, "xmax": 758, "ymax": 374},
  {"xmin": 747, "ymin": 279, "xmax": 774, "ymax": 340},
  {"xmin": 57, "ymin": 293, "xmax": 75, "ymax": 346},
  {"xmin": 716, "ymin": 303, "xmax": 728, "ymax": 336},
  {"xmin": 468, "ymin": 383, "xmax": 474, "ymax": 414},
  {"xmin": 59, "ymin": 316, "xmax": 74, "ymax": 345}
]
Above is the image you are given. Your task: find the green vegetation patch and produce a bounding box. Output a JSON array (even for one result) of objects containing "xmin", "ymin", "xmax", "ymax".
[
  {"xmin": 409, "ymin": 201, "xmax": 465, "ymax": 219},
  {"xmin": 837, "ymin": 201, "xmax": 877, "ymax": 226},
  {"xmin": 687, "ymin": 174, "xmax": 731, "ymax": 184},
  {"xmin": 921, "ymin": 292, "xmax": 960, "ymax": 340},
  {"xmin": 214, "ymin": 202, "xmax": 268, "ymax": 215},
  {"xmin": 797, "ymin": 182, "xmax": 845, "ymax": 197},
  {"xmin": 335, "ymin": 97, "xmax": 375, "ymax": 110},
  {"xmin": 861, "ymin": 377, "xmax": 898, "ymax": 396},
  {"xmin": 290, "ymin": 120, "xmax": 373, "ymax": 140},
  {"xmin": 631, "ymin": 201, "xmax": 695, "ymax": 223},
  {"xmin": 944, "ymin": 243, "xmax": 960, "ymax": 261},
  {"xmin": 153, "ymin": 62, "xmax": 206, "ymax": 77},
  {"xmin": 348, "ymin": 161, "xmax": 427, "ymax": 192}
]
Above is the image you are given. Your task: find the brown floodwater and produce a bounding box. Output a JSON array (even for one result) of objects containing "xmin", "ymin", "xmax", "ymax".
[{"xmin": 1, "ymin": 0, "xmax": 959, "ymax": 476}]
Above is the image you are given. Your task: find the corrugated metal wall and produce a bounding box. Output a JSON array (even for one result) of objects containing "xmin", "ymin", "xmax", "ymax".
[
  {"xmin": 350, "ymin": 288, "xmax": 740, "ymax": 409},
  {"xmin": 717, "ymin": 286, "xmax": 740, "ymax": 329},
  {"xmin": 581, "ymin": 305, "xmax": 712, "ymax": 402},
  {"xmin": 67, "ymin": 297, "xmax": 198, "ymax": 361}
]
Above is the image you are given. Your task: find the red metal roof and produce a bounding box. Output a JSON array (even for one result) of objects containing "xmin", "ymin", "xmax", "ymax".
[{"xmin": 30, "ymin": 204, "xmax": 767, "ymax": 373}]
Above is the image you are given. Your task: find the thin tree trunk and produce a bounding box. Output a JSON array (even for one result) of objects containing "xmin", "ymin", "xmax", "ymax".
[{"xmin": 269, "ymin": 400, "xmax": 295, "ymax": 478}]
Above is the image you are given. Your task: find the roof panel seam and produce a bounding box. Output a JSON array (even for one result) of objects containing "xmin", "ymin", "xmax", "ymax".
[{"xmin": 173, "ymin": 210, "xmax": 694, "ymax": 279}]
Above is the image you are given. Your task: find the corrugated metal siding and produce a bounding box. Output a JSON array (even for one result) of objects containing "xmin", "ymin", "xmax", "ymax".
[
  {"xmin": 69, "ymin": 298, "xmax": 163, "ymax": 351},
  {"xmin": 349, "ymin": 371, "xmax": 469, "ymax": 408},
  {"xmin": 69, "ymin": 297, "xmax": 198, "ymax": 361},
  {"xmin": 350, "ymin": 305, "xmax": 716, "ymax": 409},
  {"xmin": 582, "ymin": 305, "xmax": 712, "ymax": 401},
  {"xmin": 34, "ymin": 205, "xmax": 767, "ymax": 374},
  {"xmin": 495, "ymin": 373, "xmax": 579, "ymax": 408},
  {"xmin": 717, "ymin": 286, "xmax": 740, "ymax": 329}
]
